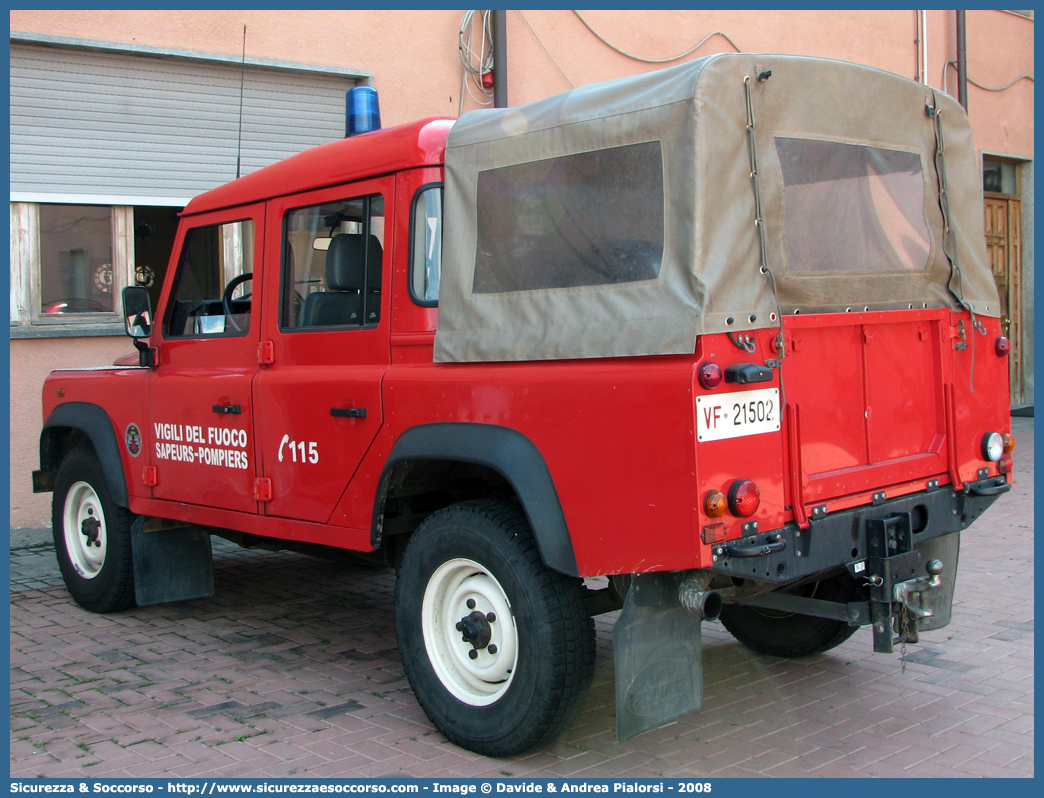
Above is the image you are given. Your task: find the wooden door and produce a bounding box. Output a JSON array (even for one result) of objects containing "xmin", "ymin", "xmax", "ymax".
[{"xmin": 984, "ymin": 195, "xmax": 1022, "ymax": 404}]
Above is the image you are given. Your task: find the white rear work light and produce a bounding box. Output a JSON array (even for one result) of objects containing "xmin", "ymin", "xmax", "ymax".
[{"xmin": 981, "ymin": 432, "xmax": 1004, "ymax": 462}]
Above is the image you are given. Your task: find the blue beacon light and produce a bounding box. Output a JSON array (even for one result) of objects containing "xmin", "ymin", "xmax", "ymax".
[{"xmin": 346, "ymin": 86, "xmax": 382, "ymax": 137}]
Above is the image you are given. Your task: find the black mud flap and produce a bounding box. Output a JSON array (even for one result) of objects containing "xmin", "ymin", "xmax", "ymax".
[
  {"xmin": 131, "ymin": 517, "xmax": 214, "ymax": 606},
  {"xmin": 613, "ymin": 574, "xmax": 703, "ymax": 742}
]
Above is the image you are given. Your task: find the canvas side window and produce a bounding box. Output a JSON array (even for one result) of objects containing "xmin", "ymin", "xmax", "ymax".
[
  {"xmin": 472, "ymin": 142, "xmax": 664, "ymax": 293},
  {"xmin": 281, "ymin": 194, "xmax": 384, "ymax": 329},
  {"xmin": 410, "ymin": 185, "xmax": 442, "ymax": 305},
  {"xmin": 165, "ymin": 220, "xmax": 254, "ymax": 337},
  {"xmin": 776, "ymin": 138, "xmax": 930, "ymax": 274}
]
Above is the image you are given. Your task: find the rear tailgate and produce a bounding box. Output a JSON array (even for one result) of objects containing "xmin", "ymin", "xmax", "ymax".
[{"xmin": 782, "ymin": 309, "xmax": 951, "ymax": 517}]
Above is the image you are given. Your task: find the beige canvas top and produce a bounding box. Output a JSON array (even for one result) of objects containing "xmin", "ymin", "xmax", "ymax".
[{"xmin": 434, "ymin": 54, "xmax": 997, "ymax": 363}]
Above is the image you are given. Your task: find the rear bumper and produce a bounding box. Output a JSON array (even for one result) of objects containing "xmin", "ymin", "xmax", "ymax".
[{"xmin": 705, "ymin": 475, "xmax": 1010, "ymax": 586}]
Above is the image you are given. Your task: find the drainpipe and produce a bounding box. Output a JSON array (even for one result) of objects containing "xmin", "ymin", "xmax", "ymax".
[
  {"xmin": 920, "ymin": 10, "xmax": 928, "ymax": 85},
  {"xmin": 956, "ymin": 10, "xmax": 968, "ymax": 111},
  {"xmin": 492, "ymin": 9, "xmax": 508, "ymax": 107}
]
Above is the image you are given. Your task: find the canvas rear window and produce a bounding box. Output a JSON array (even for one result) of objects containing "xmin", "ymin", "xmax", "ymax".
[
  {"xmin": 776, "ymin": 138, "xmax": 930, "ymax": 274},
  {"xmin": 472, "ymin": 141, "xmax": 664, "ymax": 293}
]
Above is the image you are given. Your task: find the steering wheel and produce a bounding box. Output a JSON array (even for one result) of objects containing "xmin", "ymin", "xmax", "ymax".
[{"xmin": 222, "ymin": 272, "xmax": 253, "ymax": 331}]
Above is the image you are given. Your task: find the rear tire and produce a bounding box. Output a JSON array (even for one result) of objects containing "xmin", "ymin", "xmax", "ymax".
[
  {"xmin": 395, "ymin": 499, "xmax": 595, "ymax": 756},
  {"xmin": 719, "ymin": 574, "xmax": 860, "ymax": 658},
  {"xmin": 52, "ymin": 449, "xmax": 135, "ymax": 613}
]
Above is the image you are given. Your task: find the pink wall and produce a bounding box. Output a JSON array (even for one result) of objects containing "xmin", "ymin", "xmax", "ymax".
[
  {"xmin": 10, "ymin": 337, "xmax": 137, "ymax": 528},
  {"xmin": 10, "ymin": 9, "xmax": 1033, "ymax": 155},
  {"xmin": 8, "ymin": 10, "xmax": 1033, "ymax": 528}
]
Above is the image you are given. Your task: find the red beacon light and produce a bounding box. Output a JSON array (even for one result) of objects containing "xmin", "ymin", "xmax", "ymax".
[{"xmin": 996, "ymin": 336, "xmax": 1011, "ymax": 357}]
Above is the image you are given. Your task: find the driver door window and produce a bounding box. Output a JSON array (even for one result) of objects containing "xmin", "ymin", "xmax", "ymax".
[{"xmin": 165, "ymin": 220, "xmax": 254, "ymax": 337}]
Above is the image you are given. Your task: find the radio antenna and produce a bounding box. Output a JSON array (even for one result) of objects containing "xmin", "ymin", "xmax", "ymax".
[{"xmin": 235, "ymin": 24, "xmax": 247, "ymax": 179}]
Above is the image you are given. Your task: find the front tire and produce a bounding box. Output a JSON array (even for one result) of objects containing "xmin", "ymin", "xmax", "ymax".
[
  {"xmin": 52, "ymin": 449, "xmax": 135, "ymax": 613},
  {"xmin": 719, "ymin": 574, "xmax": 861, "ymax": 658},
  {"xmin": 395, "ymin": 500, "xmax": 595, "ymax": 756}
]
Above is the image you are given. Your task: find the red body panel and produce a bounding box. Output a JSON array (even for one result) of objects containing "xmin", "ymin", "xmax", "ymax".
[
  {"xmin": 40, "ymin": 119, "xmax": 1013, "ymax": 580},
  {"xmin": 251, "ymin": 178, "xmax": 394, "ymax": 523},
  {"xmin": 183, "ymin": 119, "xmax": 453, "ymax": 216},
  {"xmin": 42, "ymin": 367, "xmax": 151, "ymax": 501},
  {"xmin": 142, "ymin": 204, "xmax": 266, "ymax": 514}
]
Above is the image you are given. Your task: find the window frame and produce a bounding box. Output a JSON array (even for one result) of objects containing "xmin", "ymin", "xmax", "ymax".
[
  {"xmin": 982, "ymin": 155, "xmax": 1022, "ymax": 200},
  {"xmin": 9, "ymin": 201, "xmax": 134, "ymax": 329}
]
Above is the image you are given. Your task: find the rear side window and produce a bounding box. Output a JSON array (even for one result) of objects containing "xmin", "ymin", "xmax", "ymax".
[
  {"xmin": 166, "ymin": 220, "xmax": 254, "ymax": 337},
  {"xmin": 281, "ymin": 194, "xmax": 384, "ymax": 330},
  {"xmin": 472, "ymin": 142, "xmax": 664, "ymax": 293},
  {"xmin": 776, "ymin": 138, "xmax": 930, "ymax": 274},
  {"xmin": 411, "ymin": 185, "xmax": 442, "ymax": 305}
]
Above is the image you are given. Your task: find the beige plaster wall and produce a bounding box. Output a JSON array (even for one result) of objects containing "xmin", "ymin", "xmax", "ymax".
[
  {"xmin": 10, "ymin": 337, "xmax": 137, "ymax": 529},
  {"xmin": 10, "ymin": 9, "xmax": 1033, "ymax": 155}
]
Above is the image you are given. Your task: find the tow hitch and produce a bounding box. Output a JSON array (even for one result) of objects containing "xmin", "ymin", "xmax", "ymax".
[
  {"xmin": 865, "ymin": 513, "xmax": 947, "ymax": 652},
  {"xmin": 894, "ymin": 560, "xmax": 944, "ymax": 619}
]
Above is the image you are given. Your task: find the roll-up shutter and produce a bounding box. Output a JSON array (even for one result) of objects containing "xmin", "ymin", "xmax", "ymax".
[{"xmin": 10, "ymin": 41, "xmax": 363, "ymax": 202}]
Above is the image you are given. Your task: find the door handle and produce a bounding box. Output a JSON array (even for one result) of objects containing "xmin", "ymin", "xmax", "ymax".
[
  {"xmin": 331, "ymin": 407, "xmax": 366, "ymax": 418},
  {"xmin": 212, "ymin": 404, "xmax": 242, "ymax": 415}
]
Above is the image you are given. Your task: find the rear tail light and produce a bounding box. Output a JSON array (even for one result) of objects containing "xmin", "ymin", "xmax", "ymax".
[
  {"xmin": 704, "ymin": 490, "xmax": 728, "ymax": 518},
  {"xmin": 698, "ymin": 362, "xmax": 723, "ymax": 389},
  {"xmin": 981, "ymin": 432, "xmax": 1004, "ymax": 462},
  {"xmin": 996, "ymin": 336, "xmax": 1011, "ymax": 357},
  {"xmin": 727, "ymin": 479, "xmax": 760, "ymax": 517}
]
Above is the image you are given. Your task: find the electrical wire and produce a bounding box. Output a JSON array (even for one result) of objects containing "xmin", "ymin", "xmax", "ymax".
[
  {"xmin": 459, "ymin": 10, "xmax": 494, "ymax": 113},
  {"xmin": 573, "ymin": 10, "xmax": 743, "ymax": 63},
  {"xmin": 518, "ymin": 10, "xmax": 575, "ymax": 89},
  {"xmin": 942, "ymin": 61, "xmax": 1034, "ymax": 97}
]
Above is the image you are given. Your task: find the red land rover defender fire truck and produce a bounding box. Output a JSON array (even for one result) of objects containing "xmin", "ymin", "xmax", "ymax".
[{"xmin": 35, "ymin": 55, "xmax": 1013, "ymax": 756}]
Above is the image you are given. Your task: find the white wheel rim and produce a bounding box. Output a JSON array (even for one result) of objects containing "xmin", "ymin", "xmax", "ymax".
[
  {"xmin": 421, "ymin": 557, "xmax": 519, "ymax": 706},
  {"xmin": 63, "ymin": 481, "xmax": 107, "ymax": 579}
]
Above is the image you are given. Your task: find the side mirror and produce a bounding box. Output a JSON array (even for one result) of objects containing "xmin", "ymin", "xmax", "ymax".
[
  {"xmin": 122, "ymin": 286, "xmax": 153, "ymax": 339},
  {"xmin": 122, "ymin": 286, "xmax": 156, "ymax": 367}
]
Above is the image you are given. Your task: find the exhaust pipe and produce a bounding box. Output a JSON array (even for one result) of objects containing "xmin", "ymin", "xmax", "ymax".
[{"xmin": 678, "ymin": 574, "xmax": 723, "ymax": 621}]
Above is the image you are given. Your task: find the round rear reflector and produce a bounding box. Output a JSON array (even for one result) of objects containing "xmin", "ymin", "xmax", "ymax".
[
  {"xmin": 698, "ymin": 362, "xmax": 723, "ymax": 389},
  {"xmin": 727, "ymin": 479, "xmax": 760, "ymax": 517},
  {"xmin": 996, "ymin": 336, "xmax": 1011, "ymax": 357},
  {"xmin": 982, "ymin": 432, "xmax": 1004, "ymax": 462}
]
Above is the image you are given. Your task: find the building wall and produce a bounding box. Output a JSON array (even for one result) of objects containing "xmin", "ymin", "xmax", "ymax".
[
  {"xmin": 8, "ymin": 9, "xmax": 1034, "ymax": 528},
  {"xmin": 10, "ymin": 336, "xmax": 135, "ymax": 528},
  {"xmin": 10, "ymin": 10, "xmax": 1033, "ymax": 152}
]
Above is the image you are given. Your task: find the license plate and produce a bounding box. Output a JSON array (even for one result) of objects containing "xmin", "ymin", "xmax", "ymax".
[{"xmin": 696, "ymin": 388, "xmax": 780, "ymax": 442}]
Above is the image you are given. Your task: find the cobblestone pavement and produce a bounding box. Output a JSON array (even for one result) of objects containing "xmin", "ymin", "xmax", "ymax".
[{"xmin": 10, "ymin": 418, "xmax": 1033, "ymax": 778}]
